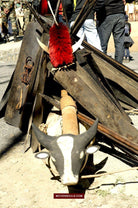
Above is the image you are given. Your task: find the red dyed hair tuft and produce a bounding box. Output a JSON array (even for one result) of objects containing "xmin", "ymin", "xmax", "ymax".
[{"xmin": 49, "ymin": 23, "xmax": 73, "ymax": 68}]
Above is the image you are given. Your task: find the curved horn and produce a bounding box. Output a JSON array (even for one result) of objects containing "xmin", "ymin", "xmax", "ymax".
[
  {"xmin": 32, "ymin": 123, "xmax": 56, "ymax": 150},
  {"xmin": 74, "ymin": 118, "xmax": 98, "ymax": 145},
  {"xmin": 37, "ymin": 37, "xmax": 49, "ymax": 54}
]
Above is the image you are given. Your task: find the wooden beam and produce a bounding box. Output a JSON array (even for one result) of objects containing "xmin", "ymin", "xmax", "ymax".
[{"xmin": 77, "ymin": 112, "xmax": 138, "ymax": 155}]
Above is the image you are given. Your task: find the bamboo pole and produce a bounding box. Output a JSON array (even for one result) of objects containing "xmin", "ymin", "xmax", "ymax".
[
  {"xmin": 60, "ymin": 90, "xmax": 79, "ymax": 135},
  {"xmin": 81, "ymin": 166, "xmax": 138, "ymax": 179}
]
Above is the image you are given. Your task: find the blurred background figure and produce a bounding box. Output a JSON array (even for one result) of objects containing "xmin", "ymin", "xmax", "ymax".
[
  {"xmin": 125, "ymin": 2, "xmax": 129, "ymax": 16},
  {"xmin": 20, "ymin": 0, "xmax": 32, "ymax": 33},
  {"xmin": 96, "ymin": 0, "xmax": 126, "ymax": 63},
  {"xmin": 124, "ymin": 14, "xmax": 134, "ymax": 62},
  {"xmin": 15, "ymin": 0, "xmax": 24, "ymax": 35},
  {"xmin": 128, "ymin": 1, "xmax": 135, "ymax": 21},
  {"xmin": 0, "ymin": 0, "xmax": 19, "ymax": 42},
  {"xmin": 69, "ymin": 0, "xmax": 104, "ymax": 51},
  {"xmin": 134, "ymin": 1, "xmax": 138, "ymax": 21},
  {"xmin": 0, "ymin": 7, "xmax": 3, "ymax": 42}
]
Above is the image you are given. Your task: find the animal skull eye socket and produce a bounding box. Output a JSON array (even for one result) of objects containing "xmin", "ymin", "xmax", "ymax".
[
  {"xmin": 35, "ymin": 152, "xmax": 50, "ymax": 159},
  {"xmin": 86, "ymin": 145, "xmax": 100, "ymax": 155}
]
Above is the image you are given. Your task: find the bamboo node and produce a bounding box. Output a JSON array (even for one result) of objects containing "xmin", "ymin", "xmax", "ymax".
[{"xmin": 60, "ymin": 90, "xmax": 77, "ymax": 110}]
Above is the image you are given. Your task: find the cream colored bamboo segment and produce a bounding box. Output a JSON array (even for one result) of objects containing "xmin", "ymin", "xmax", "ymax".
[{"xmin": 60, "ymin": 90, "xmax": 79, "ymax": 135}]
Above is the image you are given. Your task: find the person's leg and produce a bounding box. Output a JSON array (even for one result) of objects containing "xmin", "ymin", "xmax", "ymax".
[
  {"xmin": 124, "ymin": 48, "xmax": 126, "ymax": 58},
  {"xmin": 23, "ymin": 8, "xmax": 31, "ymax": 31},
  {"xmin": 8, "ymin": 19, "xmax": 12, "ymax": 35},
  {"xmin": 1, "ymin": 11, "xmax": 8, "ymax": 42},
  {"xmin": 129, "ymin": 48, "xmax": 134, "ymax": 60},
  {"xmin": 113, "ymin": 14, "xmax": 125, "ymax": 63},
  {"xmin": 126, "ymin": 47, "xmax": 130, "ymax": 58},
  {"xmin": 9, "ymin": 9, "xmax": 18, "ymax": 41},
  {"xmin": 124, "ymin": 47, "xmax": 130, "ymax": 62},
  {"xmin": 83, "ymin": 19, "xmax": 102, "ymax": 51},
  {"xmin": 97, "ymin": 16, "xmax": 113, "ymax": 54}
]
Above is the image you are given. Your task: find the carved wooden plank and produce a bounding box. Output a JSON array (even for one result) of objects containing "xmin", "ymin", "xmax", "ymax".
[
  {"xmin": 5, "ymin": 21, "xmax": 43, "ymax": 131},
  {"xmin": 91, "ymin": 51, "xmax": 138, "ymax": 101},
  {"xmin": 81, "ymin": 40, "xmax": 138, "ymax": 105},
  {"xmin": 53, "ymin": 57, "xmax": 138, "ymax": 144},
  {"xmin": 75, "ymin": 50, "xmax": 130, "ymax": 122},
  {"xmin": 31, "ymin": 33, "xmax": 49, "ymax": 152}
]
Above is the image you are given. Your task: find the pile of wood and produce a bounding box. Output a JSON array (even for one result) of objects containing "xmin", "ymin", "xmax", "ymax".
[{"xmin": 0, "ymin": 1, "xmax": 137, "ymax": 167}]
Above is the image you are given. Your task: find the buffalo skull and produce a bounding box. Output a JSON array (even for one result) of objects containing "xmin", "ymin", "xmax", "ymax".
[{"xmin": 32, "ymin": 118, "xmax": 99, "ymax": 185}]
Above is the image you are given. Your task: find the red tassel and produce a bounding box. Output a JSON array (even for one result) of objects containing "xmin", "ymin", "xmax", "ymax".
[
  {"xmin": 41, "ymin": 0, "xmax": 48, "ymax": 15},
  {"xmin": 49, "ymin": 23, "xmax": 73, "ymax": 68}
]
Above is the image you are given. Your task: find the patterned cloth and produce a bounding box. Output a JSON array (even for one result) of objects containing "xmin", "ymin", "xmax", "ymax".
[
  {"xmin": 0, "ymin": 0, "xmax": 18, "ymax": 36},
  {"xmin": 20, "ymin": 0, "xmax": 33, "ymax": 31}
]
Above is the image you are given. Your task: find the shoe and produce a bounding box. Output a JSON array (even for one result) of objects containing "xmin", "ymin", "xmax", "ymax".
[
  {"xmin": 126, "ymin": 57, "xmax": 130, "ymax": 62},
  {"xmin": 123, "ymin": 57, "xmax": 129, "ymax": 63},
  {"xmin": 0, "ymin": 36, "xmax": 4, "ymax": 43},
  {"xmin": 3, "ymin": 35, "xmax": 9, "ymax": 43},
  {"xmin": 129, "ymin": 56, "xmax": 134, "ymax": 61},
  {"xmin": 14, "ymin": 36, "xmax": 19, "ymax": 42}
]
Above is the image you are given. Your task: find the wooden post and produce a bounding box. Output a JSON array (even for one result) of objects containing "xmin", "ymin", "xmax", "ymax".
[{"xmin": 60, "ymin": 90, "xmax": 79, "ymax": 135}]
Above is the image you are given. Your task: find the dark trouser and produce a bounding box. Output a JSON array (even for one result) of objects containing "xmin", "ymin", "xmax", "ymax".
[
  {"xmin": 97, "ymin": 14, "xmax": 125, "ymax": 63},
  {"xmin": 124, "ymin": 47, "xmax": 130, "ymax": 58}
]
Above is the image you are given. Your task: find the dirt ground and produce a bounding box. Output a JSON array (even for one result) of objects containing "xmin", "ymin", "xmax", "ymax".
[
  {"xmin": 0, "ymin": 139, "xmax": 138, "ymax": 208},
  {"xmin": 0, "ymin": 22, "xmax": 138, "ymax": 208}
]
